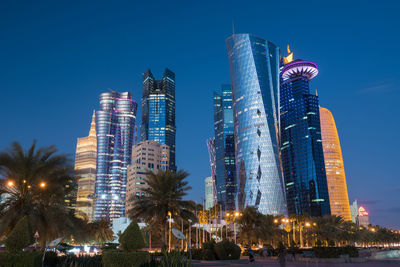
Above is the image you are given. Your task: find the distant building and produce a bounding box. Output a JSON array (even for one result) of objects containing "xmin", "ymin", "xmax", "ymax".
[
  {"xmin": 350, "ymin": 200, "xmax": 358, "ymax": 223},
  {"xmin": 75, "ymin": 113, "xmax": 97, "ymax": 221},
  {"xmin": 126, "ymin": 140, "xmax": 169, "ymax": 213},
  {"xmin": 357, "ymin": 206, "xmax": 370, "ymax": 227},
  {"xmin": 205, "ymin": 177, "xmax": 214, "ymax": 210},
  {"xmin": 213, "ymin": 85, "xmax": 236, "ymax": 210},
  {"xmin": 319, "ymin": 107, "xmax": 351, "ymax": 221},
  {"xmin": 226, "ymin": 34, "xmax": 287, "ymax": 215},
  {"xmin": 280, "ymin": 46, "xmax": 330, "ymax": 217},
  {"xmin": 141, "ymin": 69, "xmax": 176, "ymax": 171},
  {"xmin": 206, "ymin": 138, "xmax": 217, "ymax": 208},
  {"xmin": 94, "ymin": 91, "xmax": 138, "ymax": 221}
]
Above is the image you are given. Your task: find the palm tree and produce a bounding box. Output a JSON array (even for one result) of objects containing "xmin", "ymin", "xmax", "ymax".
[
  {"xmin": 87, "ymin": 220, "xmax": 114, "ymax": 246},
  {"xmin": 128, "ymin": 169, "xmax": 196, "ymax": 248},
  {"xmin": 0, "ymin": 141, "xmax": 78, "ymax": 249}
]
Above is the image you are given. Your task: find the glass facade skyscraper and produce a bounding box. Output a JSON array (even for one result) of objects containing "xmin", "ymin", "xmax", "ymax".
[
  {"xmin": 280, "ymin": 50, "xmax": 330, "ymax": 217},
  {"xmin": 226, "ymin": 34, "xmax": 287, "ymax": 215},
  {"xmin": 141, "ymin": 69, "xmax": 176, "ymax": 171},
  {"xmin": 319, "ymin": 106, "xmax": 351, "ymax": 220},
  {"xmin": 213, "ymin": 84, "xmax": 236, "ymax": 210},
  {"xmin": 94, "ymin": 91, "xmax": 137, "ymax": 221}
]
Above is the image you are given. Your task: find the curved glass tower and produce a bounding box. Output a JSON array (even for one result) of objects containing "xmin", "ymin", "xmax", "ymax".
[
  {"xmin": 319, "ymin": 106, "xmax": 351, "ymax": 220},
  {"xmin": 280, "ymin": 49, "xmax": 330, "ymax": 217},
  {"xmin": 95, "ymin": 91, "xmax": 137, "ymax": 221},
  {"xmin": 226, "ymin": 34, "xmax": 287, "ymax": 215}
]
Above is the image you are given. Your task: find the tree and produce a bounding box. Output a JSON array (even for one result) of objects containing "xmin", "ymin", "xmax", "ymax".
[
  {"xmin": 87, "ymin": 220, "xmax": 114, "ymax": 245},
  {"xmin": 119, "ymin": 220, "xmax": 145, "ymax": 251},
  {"xmin": 5, "ymin": 216, "xmax": 34, "ymax": 252},
  {"xmin": 0, "ymin": 141, "xmax": 80, "ymax": 249},
  {"xmin": 128, "ymin": 170, "xmax": 196, "ymax": 247}
]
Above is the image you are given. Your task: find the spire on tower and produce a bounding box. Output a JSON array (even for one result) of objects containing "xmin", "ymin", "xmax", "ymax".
[{"xmin": 89, "ymin": 111, "xmax": 96, "ymax": 137}]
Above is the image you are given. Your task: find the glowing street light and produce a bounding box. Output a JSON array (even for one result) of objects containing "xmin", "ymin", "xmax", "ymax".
[
  {"xmin": 305, "ymin": 222, "xmax": 311, "ymax": 227},
  {"xmin": 7, "ymin": 180, "xmax": 14, "ymax": 187},
  {"xmin": 40, "ymin": 182, "xmax": 46, "ymax": 188}
]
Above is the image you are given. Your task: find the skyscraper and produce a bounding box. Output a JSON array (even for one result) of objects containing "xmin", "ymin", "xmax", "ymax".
[
  {"xmin": 75, "ymin": 112, "xmax": 97, "ymax": 221},
  {"xmin": 226, "ymin": 34, "xmax": 287, "ymax": 215},
  {"xmin": 280, "ymin": 47, "xmax": 330, "ymax": 217},
  {"xmin": 94, "ymin": 91, "xmax": 138, "ymax": 221},
  {"xmin": 126, "ymin": 140, "xmax": 169, "ymax": 213},
  {"xmin": 141, "ymin": 68, "xmax": 176, "ymax": 171},
  {"xmin": 213, "ymin": 85, "xmax": 236, "ymax": 210},
  {"xmin": 319, "ymin": 106, "xmax": 351, "ymax": 221},
  {"xmin": 205, "ymin": 177, "xmax": 214, "ymax": 210},
  {"xmin": 206, "ymin": 138, "xmax": 217, "ymax": 208}
]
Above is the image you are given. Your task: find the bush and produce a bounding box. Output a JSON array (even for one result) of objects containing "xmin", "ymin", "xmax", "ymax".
[
  {"xmin": 341, "ymin": 246, "xmax": 359, "ymax": 258},
  {"xmin": 219, "ymin": 240, "xmax": 240, "ymax": 260},
  {"xmin": 191, "ymin": 240, "xmax": 240, "ymax": 260},
  {"xmin": 213, "ymin": 242, "xmax": 227, "ymax": 260},
  {"xmin": 58, "ymin": 255, "xmax": 102, "ymax": 267},
  {"xmin": 0, "ymin": 252, "xmax": 43, "ymax": 267},
  {"xmin": 102, "ymin": 251, "xmax": 150, "ymax": 267},
  {"xmin": 158, "ymin": 250, "xmax": 190, "ymax": 267},
  {"xmin": 5, "ymin": 216, "xmax": 34, "ymax": 252},
  {"xmin": 119, "ymin": 221, "xmax": 146, "ymax": 252}
]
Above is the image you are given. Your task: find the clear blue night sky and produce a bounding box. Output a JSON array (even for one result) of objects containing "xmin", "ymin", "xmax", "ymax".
[{"xmin": 1, "ymin": 0, "xmax": 399, "ymax": 228}]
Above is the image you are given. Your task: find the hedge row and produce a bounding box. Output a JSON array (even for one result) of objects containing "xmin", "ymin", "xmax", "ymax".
[
  {"xmin": 313, "ymin": 246, "xmax": 359, "ymax": 258},
  {"xmin": 192, "ymin": 240, "xmax": 241, "ymax": 261},
  {"xmin": 102, "ymin": 251, "xmax": 150, "ymax": 267},
  {"xmin": 0, "ymin": 252, "xmax": 43, "ymax": 267}
]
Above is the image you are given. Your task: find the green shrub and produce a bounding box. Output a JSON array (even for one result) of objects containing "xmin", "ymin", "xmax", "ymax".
[
  {"xmin": 58, "ymin": 255, "xmax": 102, "ymax": 267},
  {"xmin": 5, "ymin": 216, "xmax": 34, "ymax": 252},
  {"xmin": 159, "ymin": 250, "xmax": 190, "ymax": 267},
  {"xmin": 341, "ymin": 246, "xmax": 359, "ymax": 258},
  {"xmin": 0, "ymin": 252, "xmax": 43, "ymax": 267},
  {"xmin": 119, "ymin": 221, "xmax": 146, "ymax": 252},
  {"xmin": 220, "ymin": 240, "xmax": 240, "ymax": 260},
  {"xmin": 102, "ymin": 251, "xmax": 150, "ymax": 267},
  {"xmin": 203, "ymin": 248, "xmax": 215, "ymax": 260},
  {"xmin": 213, "ymin": 242, "xmax": 227, "ymax": 260}
]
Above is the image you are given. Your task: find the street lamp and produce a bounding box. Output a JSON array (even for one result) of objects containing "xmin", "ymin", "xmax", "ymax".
[
  {"xmin": 40, "ymin": 182, "xmax": 46, "ymax": 188},
  {"xmin": 7, "ymin": 180, "xmax": 14, "ymax": 187},
  {"xmin": 168, "ymin": 211, "xmax": 172, "ymax": 252},
  {"xmin": 233, "ymin": 211, "xmax": 241, "ymax": 244}
]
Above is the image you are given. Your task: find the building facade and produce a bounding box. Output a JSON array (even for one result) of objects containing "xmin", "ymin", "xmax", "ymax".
[
  {"xmin": 205, "ymin": 177, "xmax": 214, "ymax": 210},
  {"xmin": 280, "ymin": 48, "xmax": 331, "ymax": 217},
  {"xmin": 126, "ymin": 140, "xmax": 169, "ymax": 213},
  {"xmin": 350, "ymin": 200, "xmax": 358, "ymax": 223},
  {"xmin": 319, "ymin": 106, "xmax": 351, "ymax": 220},
  {"xmin": 226, "ymin": 34, "xmax": 287, "ymax": 215},
  {"xmin": 141, "ymin": 68, "xmax": 176, "ymax": 171},
  {"xmin": 206, "ymin": 138, "xmax": 217, "ymax": 208},
  {"xmin": 94, "ymin": 91, "xmax": 138, "ymax": 221},
  {"xmin": 74, "ymin": 113, "xmax": 97, "ymax": 221},
  {"xmin": 213, "ymin": 85, "xmax": 236, "ymax": 210}
]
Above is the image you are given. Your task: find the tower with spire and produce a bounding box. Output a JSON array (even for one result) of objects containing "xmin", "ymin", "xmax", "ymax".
[
  {"xmin": 280, "ymin": 47, "xmax": 331, "ymax": 217},
  {"xmin": 75, "ymin": 112, "xmax": 97, "ymax": 221}
]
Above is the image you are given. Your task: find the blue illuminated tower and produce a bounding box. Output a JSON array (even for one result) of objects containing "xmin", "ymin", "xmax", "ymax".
[
  {"xmin": 280, "ymin": 47, "xmax": 331, "ymax": 217},
  {"xmin": 213, "ymin": 84, "xmax": 236, "ymax": 210},
  {"xmin": 141, "ymin": 69, "xmax": 176, "ymax": 171},
  {"xmin": 226, "ymin": 34, "xmax": 287, "ymax": 215},
  {"xmin": 94, "ymin": 91, "xmax": 138, "ymax": 221}
]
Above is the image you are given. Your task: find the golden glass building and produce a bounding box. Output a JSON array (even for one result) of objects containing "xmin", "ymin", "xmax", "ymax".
[
  {"xmin": 74, "ymin": 112, "xmax": 97, "ymax": 221},
  {"xmin": 319, "ymin": 107, "xmax": 351, "ymax": 221}
]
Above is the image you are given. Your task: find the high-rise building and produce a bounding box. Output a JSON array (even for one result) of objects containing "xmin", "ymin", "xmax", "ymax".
[
  {"xmin": 213, "ymin": 85, "xmax": 236, "ymax": 210},
  {"xmin": 75, "ymin": 113, "xmax": 97, "ymax": 221},
  {"xmin": 350, "ymin": 200, "xmax": 358, "ymax": 223},
  {"xmin": 280, "ymin": 47, "xmax": 330, "ymax": 217},
  {"xmin": 141, "ymin": 68, "xmax": 176, "ymax": 171},
  {"xmin": 94, "ymin": 91, "xmax": 138, "ymax": 221},
  {"xmin": 319, "ymin": 106, "xmax": 351, "ymax": 220},
  {"xmin": 206, "ymin": 138, "xmax": 217, "ymax": 208},
  {"xmin": 205, "ymin": 177, "xmax": 214, "ymax": 210},
  {"xmin": 357, "ymin": 206, "xmax": 370, "ymax": 227},
  {"xmin": 126, "ymin": 140, "xmax": 169, "ymax": 213},
  {"xmin": 226, "ymin": 34, "xmax": 287, "ymax": 215}
]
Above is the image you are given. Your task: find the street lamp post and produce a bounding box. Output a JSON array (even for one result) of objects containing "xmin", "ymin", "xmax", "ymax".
[{"xmin": 168, "ymin": 211, "xmax": 172, "ymax": 252}]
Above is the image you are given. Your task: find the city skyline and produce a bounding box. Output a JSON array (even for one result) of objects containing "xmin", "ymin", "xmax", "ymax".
[{"xmin": 1, "ymin": 0, "xmax": 399, "ymax": 228}]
